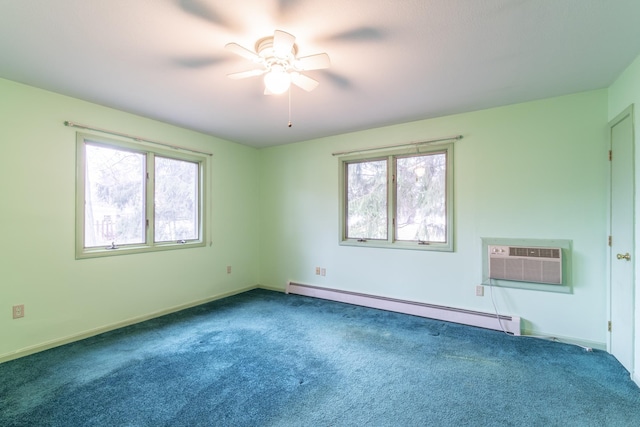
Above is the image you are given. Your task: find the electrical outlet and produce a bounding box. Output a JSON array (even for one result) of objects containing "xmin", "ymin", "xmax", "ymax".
[
  {"xmin": 315, "ymin": 267, "xmax": 320, "ymax": 275},
  {"xmin": 13, "ymin": 304, "xmax": 24, "ymax": 319},
  {"xmin": 226, "ymin": 265, "xmax": 232, "ymax": 274},
  {"xmin": 321, "ymin": 268, "xmax": 326, "ymax": 277},
  {"xmin": 476, "ymin": 285, "xmax": 484, "ymax": 297}
]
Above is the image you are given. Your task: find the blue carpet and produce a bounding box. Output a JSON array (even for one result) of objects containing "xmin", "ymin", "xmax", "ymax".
[{"xmin": 1, "ymin": 289, "xmax": 639, "ymax": 426}]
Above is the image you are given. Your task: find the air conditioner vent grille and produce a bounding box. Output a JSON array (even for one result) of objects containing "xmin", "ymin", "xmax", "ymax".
[
  {"xmin": 489, "ymin": 245, "xmax": 563, "ymax": 285},
  {"xmin": 509, "ymin": 247, "xmax": 560, "ymax": 259}
]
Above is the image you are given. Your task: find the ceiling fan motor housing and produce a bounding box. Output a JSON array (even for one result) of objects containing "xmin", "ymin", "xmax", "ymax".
[{"xmin": 256, "ymin": 36, "xmax": 298, "ymax": 71}]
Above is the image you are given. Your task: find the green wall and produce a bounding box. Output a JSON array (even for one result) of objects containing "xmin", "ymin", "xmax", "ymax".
[
  {"xmin": 0, "ymin": 78, "xmax": 260, "ymax": 361},
  {"xmin": 0, "ymin": 70, "xmax": 621, "ymax": 360},
  {"xmin": 259, "ymin": 90, "xmax": 609, "ymax": 347},
  {"xmin": 608, "ymin": 52, "xmax": 640, "ymax": 383}
]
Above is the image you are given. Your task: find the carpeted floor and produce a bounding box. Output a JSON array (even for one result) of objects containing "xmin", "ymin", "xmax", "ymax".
[{"xmin": 1, "ymin": 289, "xmax": 639, "ymax": 426}]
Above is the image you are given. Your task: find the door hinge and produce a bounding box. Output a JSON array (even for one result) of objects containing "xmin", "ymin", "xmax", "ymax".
[
  {"xmin": 609, "ymin": 150, "xmax": 612, "ymax": 161},
  {"xmin": 146, "ymin": 219, "xmax": 149, "ymax": 228},
  {"xmin": 608, "ymin": 236, "xmax": 612, "ymax": 246},
  {"xmin": 608, "ymin": 321, "xmax": 612, "ymax": 332}
]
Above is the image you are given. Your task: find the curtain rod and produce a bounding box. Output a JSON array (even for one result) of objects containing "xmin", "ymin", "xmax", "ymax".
[
  {"xmin": 64, "ymin": 121, "xmax": 213, "ymax": 157},
  {"xmin": 331, "ymin": 134, "xmax": 463, "ymax": 157}
]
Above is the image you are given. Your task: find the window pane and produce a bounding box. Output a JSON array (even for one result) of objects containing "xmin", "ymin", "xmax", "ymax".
[
  {"xmin": 396, "ymin": 153, "xmax": 447, "ymax": 242},
  {"xmin": 155, "ymin": 157, "xmax": 199, "ymax": 242},
  {"xmin": 85, "ymin": 144, "xmax": 145, "ymax": 247},
  {"xmin": 346, "ymin": 160, "xmax": 387, "ymax": 239}
]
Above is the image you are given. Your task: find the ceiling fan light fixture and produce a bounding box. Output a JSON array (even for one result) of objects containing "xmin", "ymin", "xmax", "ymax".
[
  {"xmin": 264, "ymin": 65, "xmax": 291, "ymax": 94},
  {"xmin": 226, "ymin": 30, "xmax": 327, "ymax": 95}
]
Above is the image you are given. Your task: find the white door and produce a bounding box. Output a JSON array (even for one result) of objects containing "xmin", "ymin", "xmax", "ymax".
[{"xmin": 609, "ymin": 105, "xmax": 635, "ymax": 373}]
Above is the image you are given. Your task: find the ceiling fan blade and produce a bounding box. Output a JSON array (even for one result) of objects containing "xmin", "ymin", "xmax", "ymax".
[
  {"xmin": 178, "ymin": 0, "xmax": 232, "ymax": 28},
  {"xmin": 225, "ymin": 43, "xmax": 261, "ymax": 62},
  {"xmin": 295, "ymin": 53, "xmax": 331, "ymax": 71},
  {"xmin": 227, "ymin": 69, "xmax": 266, "ymax": 79},
  {"xmin": 291, "ymin": 72, "xmax": 319, "ymax": 92},
  {"xmin": 321, "ymin": 70, "xmax": 351, "ymax": 89},
  {"xmin": 273, "ymin": 30, "xmax": 296, "ymax": 57},
  {"xmin": 322, "ymin": 26, "xmax": 384, "ymax": 42},
  {"xmin": 276, "ymin": 0, "xmax": 297, "ymax": 15},
  {"xmin": 174, "ymin": 55, "xmax": 228, "ymax": 68}
]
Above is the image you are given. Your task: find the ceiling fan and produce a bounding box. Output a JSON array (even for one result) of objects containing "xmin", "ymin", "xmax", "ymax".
[{"xmin": 225, "ymin": 30, "xmax": 331, "ymax": 95}]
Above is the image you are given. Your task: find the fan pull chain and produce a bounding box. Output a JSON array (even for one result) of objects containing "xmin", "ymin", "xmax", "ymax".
[{"xmin": 288, "ymin": 87, "xmax": 292, "ymax": 127}]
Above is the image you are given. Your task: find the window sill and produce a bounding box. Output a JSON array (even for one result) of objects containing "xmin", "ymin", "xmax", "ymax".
[
  {"xmin": 339, "ymin": 239, "xmax": 453, "ymax": 252},
  {"xmin": 76, "ymin": 240, "xmax": 205, "ymax": 259}
]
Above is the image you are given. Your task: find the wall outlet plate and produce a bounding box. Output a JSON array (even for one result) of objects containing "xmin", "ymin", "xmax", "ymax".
[{"xmin": 13, "ymin": 304, "xmax": 24, "ymax": 319}]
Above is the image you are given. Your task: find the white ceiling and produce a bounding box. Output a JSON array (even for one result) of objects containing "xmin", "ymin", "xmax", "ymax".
[{"xmin": 1, "ymin": 0, "xmax": 639, "ymax": 148}]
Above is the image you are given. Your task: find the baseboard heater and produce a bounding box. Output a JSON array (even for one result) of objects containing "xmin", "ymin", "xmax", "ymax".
[{"xmin": 286, "ymin": 282, "xmax": 521, "ymax": 335}]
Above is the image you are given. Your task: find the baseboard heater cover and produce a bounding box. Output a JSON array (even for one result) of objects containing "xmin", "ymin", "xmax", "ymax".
[{"xmin": 286, "ymin": 282, "xmax": 521, "ymax": 336}]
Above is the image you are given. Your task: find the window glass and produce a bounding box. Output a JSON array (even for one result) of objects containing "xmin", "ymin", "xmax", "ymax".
[
  {"xmin": 339, "ymin": 143, "xmax": 453, "ymax": 251},
  {"xmin": 84, "ymin": 143, "xmax": 145, "ymax": 247},
  {"xmin": 154, "ymin": 157, "xmax": 199, "ymax": 242},
  {"xmin": 77, "ymin": 133, "xmax": 206, "ymax": 258},
  {"xmin": 396, "ymin": 153, "xmax": 446, "ymax": 242},
  {"xmin": 346, "ymin": 160, "xmax": 387, "ymax": 240}
]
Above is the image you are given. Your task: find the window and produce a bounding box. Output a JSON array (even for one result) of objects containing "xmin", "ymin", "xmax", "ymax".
[
  {"xmin": 76, "ymin": 133, "xmax": 206, "ymax": 258},
  {"xmin": 339, "ymin": 143, "xmax": 453, "ymax": 251}
]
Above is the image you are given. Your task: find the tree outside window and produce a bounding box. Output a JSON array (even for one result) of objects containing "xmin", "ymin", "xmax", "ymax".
[
  {"xmin": 76, "ymin": 134, "xmax": 206, "ymax": 258},
  {"xmin": 340, "ymin": 143, "xmax": 453, "ymax": 251}
]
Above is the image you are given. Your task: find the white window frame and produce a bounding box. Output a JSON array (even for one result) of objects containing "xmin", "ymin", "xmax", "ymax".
[
  {"xmin": 339, "ymin": 143, "xmax": 454, "ymax": 252},
  {"xmin": 75, "ymin": 132, "xmax": 207, "ymax": 259}
]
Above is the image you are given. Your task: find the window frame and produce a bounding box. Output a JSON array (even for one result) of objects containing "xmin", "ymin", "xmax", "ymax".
[
  {"xmin": 338, "ymin": 142, "xmax": 454, "ymax": 252},
  {"xmin": 75, "ymin": 132, "xmax": 207, "ymax": 259}
]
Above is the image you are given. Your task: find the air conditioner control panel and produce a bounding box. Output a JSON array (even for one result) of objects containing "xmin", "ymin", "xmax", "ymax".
[{"xmin": 488, "ymin": 245, "xmax": 510, "ymax": 257}]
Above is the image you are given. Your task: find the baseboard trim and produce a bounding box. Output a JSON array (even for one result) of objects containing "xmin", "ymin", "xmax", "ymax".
[
  {"xmin": 286, "ymin": 281, "xmax": 521, "ymax": 335},
  {"xmin": 0, "ymin": 285, "xmax": 258, "ymax": 364},
  {"xmin": 257, "ymin": 284, "xmax": 286, "ymax": 292},
  {"xmin": 634, "ymin": 371, "xmax": 640, "ymax": 388},
  {"xmin": 520, "ymin": 329, "xmax": 606, "ymax": 351},
  {"xmin": 3, "ymin": 284, "xmax": 605, "ymax": 364}
]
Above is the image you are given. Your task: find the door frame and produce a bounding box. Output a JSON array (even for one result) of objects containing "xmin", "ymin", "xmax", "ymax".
[{"xmin": 607, "ymin": 104, "xmax": 635, "ymax": 377}]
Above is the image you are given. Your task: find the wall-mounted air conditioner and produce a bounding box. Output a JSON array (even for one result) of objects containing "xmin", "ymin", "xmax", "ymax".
[{"xmin": 488, "ymin": 245, "xmax": 562, "ymax": 285}]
